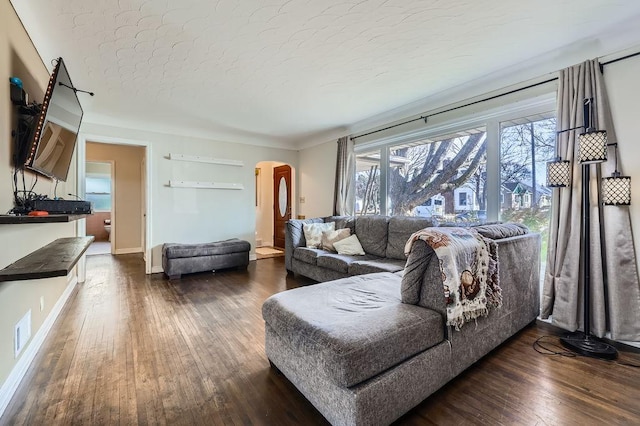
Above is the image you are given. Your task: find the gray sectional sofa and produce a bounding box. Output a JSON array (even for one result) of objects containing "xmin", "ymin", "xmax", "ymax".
[
  {"xmin": 266, "ymin": 216, "xmax": 541, "ymax": 425},
  {"xmin": 285, "ymin": 215, "xmax": 436, "ymax": 281}
]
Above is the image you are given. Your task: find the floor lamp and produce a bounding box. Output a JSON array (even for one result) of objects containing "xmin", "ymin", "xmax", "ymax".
[{"xmin": 547, "ymin": 98, "xmax": 631, "ymax": 360}]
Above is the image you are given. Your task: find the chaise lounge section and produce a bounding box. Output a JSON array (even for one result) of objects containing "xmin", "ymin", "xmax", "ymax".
[{"xmin": 265, "ymin": 225, "xmax": 540, "ymax": 425}]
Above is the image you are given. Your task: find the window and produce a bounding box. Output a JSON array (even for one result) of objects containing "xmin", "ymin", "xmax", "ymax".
[
  {"xmin": 355, "ymin": 150, "xmax": 381, "ymax": 215},
  {"xmin": 352, "ymin": 94, "xmax": 556, "ymax": 298},
  {"xmin": 386, "ymin": 127, "xmax": 486, "ymax": 220},
  {"xmin": 86, "ymin": 175, "xmax": 112, "ymax": 211},
  {"xmin": 499, "ymin": 115, "xmax": 556, "ymax": 263},
  {"xmin": 352, "ymin": 95, "xmax": 555, "ymax": 228}
]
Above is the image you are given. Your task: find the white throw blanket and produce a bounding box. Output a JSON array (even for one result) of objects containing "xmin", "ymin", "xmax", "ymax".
[{"xmin": 405, "ymin": 227, "xmax": 501, "ymax": 330}]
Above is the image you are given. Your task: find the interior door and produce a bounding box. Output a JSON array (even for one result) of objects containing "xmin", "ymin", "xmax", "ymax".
[{"xmin": 273, "ymin": 165, "xmax": 291, "ymax": 249}]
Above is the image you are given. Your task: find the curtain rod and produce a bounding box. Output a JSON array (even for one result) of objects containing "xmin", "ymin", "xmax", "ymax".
[
  {"xmin": 352, "ymin": 78, "xmax": 557, "ymax": 140},
  {"xmin": 352, "ymin": 50, "xmax": 640, "ymax": 141},
  {"xmin": 599, "ymin": 50, "xmax": 640, "ymax": 70}
]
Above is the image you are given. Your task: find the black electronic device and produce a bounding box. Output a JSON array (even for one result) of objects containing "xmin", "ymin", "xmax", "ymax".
[
  {"xmin": 27, "ymin": 199, "xmax": 92, "ymax": 215},
  {"xmin": 10, "ymin": 84, "xmax": 27, "ymax": 106}
]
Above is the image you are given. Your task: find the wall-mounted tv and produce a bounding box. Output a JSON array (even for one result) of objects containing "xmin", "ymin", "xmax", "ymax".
[{"xmin": 24, "ymin": 57, "xmax": 83, "ymax": 182}]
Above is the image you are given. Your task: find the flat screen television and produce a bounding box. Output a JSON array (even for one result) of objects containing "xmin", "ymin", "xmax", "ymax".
[{"xmin": 24, "ymin": 57, "xmax": 83, "ymax": 182}]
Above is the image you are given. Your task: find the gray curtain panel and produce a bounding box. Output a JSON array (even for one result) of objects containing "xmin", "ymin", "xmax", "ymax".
[
  {"xmin": 333, "ymin": 136, "xmax": 355, "ymax": 216},
  {"xmin": 542, "ymin": 59, "xmax": 640, "ymax": 341}
]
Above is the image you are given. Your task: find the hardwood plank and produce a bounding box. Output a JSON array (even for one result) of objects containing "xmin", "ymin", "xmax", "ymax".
[
  {"xmin": 2, "ymin": 255, "xmax": 639, "ymax": 425},
  {"xmin": 0, "ymin": 236, "xmax": 94, "ymax": 281}
]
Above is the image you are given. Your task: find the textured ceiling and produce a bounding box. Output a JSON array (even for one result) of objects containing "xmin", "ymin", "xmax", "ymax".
[{"xmin": 11, "ymin": 0, "xmax": 640, "ymax": 148}]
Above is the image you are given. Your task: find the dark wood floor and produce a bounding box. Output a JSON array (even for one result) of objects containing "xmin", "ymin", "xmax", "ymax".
[{"xmin": 2, "ymin": 255, "xmax": 640, "ymax": 425}]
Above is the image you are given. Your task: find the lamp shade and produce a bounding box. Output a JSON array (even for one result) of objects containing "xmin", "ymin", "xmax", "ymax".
[
  {"xmin": 547, "ymin": 159, "xmax": 571, "ymax": 187},
  {"xmin": 602, "ymin": 174, "xmax": 631, "ymax": 205},
  {"xmin": 578, "ymin": 130, "xmax": 608, "ymax": 163}
]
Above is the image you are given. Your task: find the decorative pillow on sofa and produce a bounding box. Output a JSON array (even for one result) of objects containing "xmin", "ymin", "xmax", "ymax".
[
  {"xmin": 322, "ymin": 228, "xmax": 351, "ymax": 251},
  {"xmin": 303, "ymin": 222, "xmax": 335, "ymax": 248},
  {"xmin": 333, "ymin": 234, "xmax": 365, "ymax": 255}
]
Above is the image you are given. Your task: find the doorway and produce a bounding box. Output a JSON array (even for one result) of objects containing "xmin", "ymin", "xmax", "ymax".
[
  {"xmin": 85, "ymin": 161, "xmax": 113, "ymax": 256},
  {"xmin": 82, "ymin": 140, "xmax": 147, "ymax": 263},
  {"xmin": 254, "ymin": 161, "xmax": 294, "ymax": 259},
  {"xmin": 273, "ymin": 164, "xmax": 291, "ymax": 249}
]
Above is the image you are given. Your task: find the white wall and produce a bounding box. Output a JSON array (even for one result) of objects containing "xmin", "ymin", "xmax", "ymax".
[
  {"xmin": 80, "ymin": 122, "xmax": 298, "ymax": 271},
  {"xmin": 0, "ymin": 1, "xmax": 77, "ymax": 400},
  {"xmin": 604, "ymin": 54, "xmax": 640, "ymax": 273},
  {"xmin": 298, "ymin": 140, "xmax": 336, "ymax": 218}
]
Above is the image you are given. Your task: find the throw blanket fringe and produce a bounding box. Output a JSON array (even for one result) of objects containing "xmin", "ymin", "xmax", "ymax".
[{"xmin": 405, "ymin": 227, "xmax": 502, "ymax": 330}]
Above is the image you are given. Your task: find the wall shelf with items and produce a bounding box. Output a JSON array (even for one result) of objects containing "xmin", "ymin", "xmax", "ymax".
[
  {"xmin": 0, "ymin": 236, "xmax": 94, "ymax": 282},
  {"xmin": 0, "ymin": 214, "xmax": 89, "ymax": 224},
  {"xmin": 169, "ymin": 153, "xmax": 244, "ymax": 167},
  {"xmin": 169, "ymin": 180, "xmax": 244, "ymax": 190}
]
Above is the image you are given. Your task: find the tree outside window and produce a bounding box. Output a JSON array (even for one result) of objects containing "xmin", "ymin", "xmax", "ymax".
[
  {"xmin": 387, "ymin": 128, "xmax": 487, "ymax": 221},
  {"xmin": 499, "ymin": 116, "xmax": 556, "ymax": 259}
]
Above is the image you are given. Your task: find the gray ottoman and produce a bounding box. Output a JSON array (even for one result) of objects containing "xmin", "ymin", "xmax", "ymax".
[{"xmin": 162, "ymin": 238, "xmax": 251, "ymax": 279}]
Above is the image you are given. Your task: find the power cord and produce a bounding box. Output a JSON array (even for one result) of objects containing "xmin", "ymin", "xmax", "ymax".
[
  {"xmin": 533, "ymin": 335, "xmax": 640, "ymax": 368},
  {"xmin": 533, "ymin": 336, "xmax": 576, "ymax": 357}
]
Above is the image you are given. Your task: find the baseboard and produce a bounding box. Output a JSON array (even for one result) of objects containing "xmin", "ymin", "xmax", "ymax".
[
  {"xmin": 250, "ymin": 253, "xmax": 257, "ymax": 261},
  {"xmin": 0, "ymin": 275, "xmax": 78, "ymax": 417},
  {"xmin": 151, "ymin": 265, "xmax": 164, "ymax": 274},
  {"xmin": 114, "ymin": 247, "xmax": 143, "ymax": 255}
]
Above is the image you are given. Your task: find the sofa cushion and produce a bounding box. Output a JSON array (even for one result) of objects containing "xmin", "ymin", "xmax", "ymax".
[
  {"xmin": 324, "ymin": 216, "xmax": 356, "ymax": 234},
  {"xmin": 349, "ymin": 258, "xmax": 406, "ymax": 275},
  {"xmin": 401, "ymin": 240, "xmax": 447, "ymax": 317},
  {"xmin": 293, "ymin": 247, "xmax": 326, "ymax": 265},
  {"xmin": 303, "ymin": 222, "xmax": 336, "ymax": 248},
  {"xmin": 355, "ymin": 215, "xmax": 390, "ymax": 257},
  {"xmin": 333, "ymin": 234, "xmax": 366, "ymax": 256},
  {"xmin": 262, "ymin": 272, "xmax": 445, "ymax": 387},
  {"xmin": 317, "ymin": 252, "xmax": 363, "ymax": 274},
  {"xmin": 322, "ymin": 228, "xmax": 352, "ymax": 251},
  {"xmin": 386, "ymin": 216, "xmax": 436, "ymax": 260}
]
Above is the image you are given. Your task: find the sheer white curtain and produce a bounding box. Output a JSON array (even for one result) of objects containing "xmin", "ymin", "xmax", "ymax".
[{"xmin": 542, "ymin": 59, "xmax": 640, "ymax": 340}]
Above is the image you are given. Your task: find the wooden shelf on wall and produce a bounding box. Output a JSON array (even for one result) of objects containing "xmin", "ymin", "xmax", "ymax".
[
  {"xmin": 0, "ymin": 214, "xmax": 89, "ymax": 224},
  {"xmin": 169, "ymin": 153, "xmax": 244, "ymax": 167},
  {"xmin": 168, "ymin": 180, "xmax": 244, "ymax": 190},
  {"xmin": 0, "ymin": 236, "xmax": 94, "ymax": 282}
]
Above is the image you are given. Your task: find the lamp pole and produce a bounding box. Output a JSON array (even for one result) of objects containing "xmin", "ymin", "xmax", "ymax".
[{"xmin": 558, "ymin": 99, "xmax": 617, "ymax": 360}]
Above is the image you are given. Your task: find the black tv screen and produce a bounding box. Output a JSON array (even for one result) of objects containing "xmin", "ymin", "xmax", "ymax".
[{"xmin": 26, "ymin": 57, "xmax": 83, "ymax": 182}]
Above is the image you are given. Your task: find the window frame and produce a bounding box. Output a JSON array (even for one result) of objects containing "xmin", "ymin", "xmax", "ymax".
[
  {"xmin": 85, "ymin": 173, "xmax": 112, "ymax": 213},
  {"xmin": 353, "ymin": 92, "xmax": 556, "ymax": 221}
]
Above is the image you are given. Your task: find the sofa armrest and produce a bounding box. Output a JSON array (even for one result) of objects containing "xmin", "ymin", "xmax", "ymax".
[{"xmin": 285, "ymin": 218, "xmax": 323, "ymax": 271}]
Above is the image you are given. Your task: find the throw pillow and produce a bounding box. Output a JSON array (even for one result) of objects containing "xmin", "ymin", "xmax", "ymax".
[
  {"xmin": 333, "ymin": 234, "xmax": 365, "ymax": 255},
  {"xmin": 303, "ymin": 222, "xmax": 335, "ymax": 248},
  {"xmin": 321, "ymin": 228, "xmax": 351, "ymax": 252}
]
